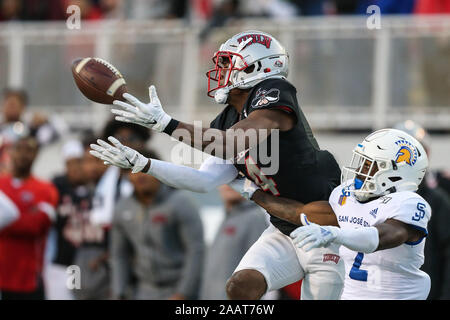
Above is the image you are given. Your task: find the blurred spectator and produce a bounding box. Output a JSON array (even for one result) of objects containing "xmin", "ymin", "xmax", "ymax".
[
  {"xmin": 414, "ymin": 0, "xmax": 450, "ymax": 14},
  {"xmin": 0, "ymin": 0, "xmax": 22, "ymax": 21},
  {"xmin": 1, "ymin": 88, "xmax": 28, "ymax": 132},
  {"xmin": 20, "ymin": 0, "xmax": 65, "ymax": 20},
  {"xmin": 89, "ymin": 118, "xmax": 152, "ymax": 226},
  {"xmin": 82, "ymin": 132, "xmax": 109, "ymax": 189},
  {"xmin": 72, "ymin": 120, "xmax": 151, "ymax": 300},
  {"xmin": 126, "ymin": 0, "xmax": 188, "ymax": 20},
  {"xmin": 45, "ymin": 139, "xmax": 91, "ymax": 300},
  {"xmin": 356, "ymin": 0, "xmax": 416, "ymax": 14},
  {"xmin": 200, "ymin": 185, "xmax": 268, "ymax": 300},
  {"xmin": 0, "ymin": 135, "xmax": 59, "ymax": 300},
  {"xmin": 0, "ymin": 89, "xmax": 63, "ymax": 176},
  {"xmin": 0, "ymin": 89, "xmax": 28, "ymax": 174},
  {"xmin": 434, "ymin": 170, "xmax": 450, "ymax": 196},
  {"xmin": 110, "ymin": 150, "xmax": 205, "ymax": 300},
  {"xmin": 332, "ymin": 0, "xmax": 359, "ymax": 14},
  {"xmin": 64, "ymin": 0, "xmax": 103, "ymax": 20},
  {"xmin": 240, "ymin": 0, "xmax": 298, "ymax": 17},
  {"xmin": 0, "ymin": 88, "xmax": 65, "ymax": 158},
  {"xmin": 395, "ymin": 120, "xmax": 450, "ymax": 300},
  {"xmin": 101, "ymin": 117, "xmax": 151, "ymax": 151},
  {"xmin": 290, "ymin": 0, "xmax": 328, "ymax": 15},
  {"xmin": 190, "ymin": 0, "xmax": 214, "ymax": 23},
  {"xmin": 199, "ymin": 0, "xmax": 240, "ymax": 42},
  {"xmin": 99, "ymin": 0, "xmax": 125, "ymax": 19},
  {"xmin": 70, "ymin": 134, "xmax": 109, "ymax": 300}
]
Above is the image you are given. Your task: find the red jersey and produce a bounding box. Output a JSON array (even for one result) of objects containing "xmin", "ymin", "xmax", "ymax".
[{"xmin": 0, "ymin": 174, "xmax": 58, "ymax": 292}]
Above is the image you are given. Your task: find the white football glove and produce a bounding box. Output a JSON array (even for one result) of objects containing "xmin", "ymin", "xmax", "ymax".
[
  {"xmin": 111, "ymin": 85, "xmax": 172, "ymax": 133},
  {"xmin": 228, "ymin": 177, "xmax": 259, "ymax": 200},
  {"xmin": 90, "ymin": 136, "xmax": 149, "ymax": 173},
  {"xmin": 289, "ymin": 213, "xmax": 340, "ymax": 252}
]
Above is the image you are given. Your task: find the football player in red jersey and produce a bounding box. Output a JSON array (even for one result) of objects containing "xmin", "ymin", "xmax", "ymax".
[
  {"xmin": 0, "ymin": 136, "xmax": 58, "ymax": 299},
  {"xmin": 91, "ymin": 31, "xmax": 345, "ymax": 300}
]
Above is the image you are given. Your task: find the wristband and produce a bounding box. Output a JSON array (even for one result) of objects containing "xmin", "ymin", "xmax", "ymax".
[{"xmin": 163, "ymin": 118, "xmax": 180, "ymax": 135}]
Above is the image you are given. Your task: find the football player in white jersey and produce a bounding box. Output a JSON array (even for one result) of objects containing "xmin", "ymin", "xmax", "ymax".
[
  {"xmin": 244, "ymin": 128, "xmax": 431, "ymax": 299},
  {"xmin": 327, "ymin": 129, "xmax": 431, "ymax": 299}
]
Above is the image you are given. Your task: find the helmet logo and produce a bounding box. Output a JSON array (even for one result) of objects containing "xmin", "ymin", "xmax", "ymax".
[
  {"xmin": 274, "ymin": 60, "xmax": 283, "ymax": 67},
  {"xmin": 237, "ymin": 34, "xmax": 272, "ymax": 49},
  {"xmin": 395, "ymin": 140, "xmax": 417, "ymax": 166},
  {"xmin": 251, "ymin": 88, "xmax": 280, "ymax": 108}
]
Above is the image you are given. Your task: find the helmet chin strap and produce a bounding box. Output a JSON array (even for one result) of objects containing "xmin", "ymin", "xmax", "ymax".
[{"xmin": 214, "ymin": 69, "xmax": 283, "ymax": 104}]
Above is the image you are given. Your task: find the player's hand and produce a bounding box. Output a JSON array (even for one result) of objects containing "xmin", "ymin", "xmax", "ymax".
[
  {"xmin": 290, "ymin": 213, "xmax": 339, "ymax": 251},
  {"xmin": 111, "ymin": 85, "xmax": 171, "ymax": 132},
  {"xmin": 228, "ymin": 177, "xmax": 259, "ymax": 200},
  {"xmin": 90, "ymin": 136, "xmax": 149, "ymax": 173}
]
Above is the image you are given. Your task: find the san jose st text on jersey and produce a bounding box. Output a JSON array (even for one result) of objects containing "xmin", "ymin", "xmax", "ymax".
[
  {"xmin": 338, "ymin": 215, "xmax": 371, "ymax": 227},
  {"xmin": 174, "ymin": 304, "xmax": 275, "ymax": 317}
]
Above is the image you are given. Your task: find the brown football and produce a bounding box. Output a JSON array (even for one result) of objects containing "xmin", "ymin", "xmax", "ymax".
[{"xmin": 71, "ymin": 57, "xmax": 127, "ymax": 104}]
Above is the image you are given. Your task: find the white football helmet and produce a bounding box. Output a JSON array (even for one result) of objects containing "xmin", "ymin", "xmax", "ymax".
[
  {"xmin": 342, "ymin": 128, "xmax": 429, "ymax": 202},
  {"xmin": 206, "ymin": 30, "xmax": 289, "ymax": 104}
]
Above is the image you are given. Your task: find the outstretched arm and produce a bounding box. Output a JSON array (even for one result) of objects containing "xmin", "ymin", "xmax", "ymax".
[
  {"xmin": 146, "ymin": 156, "xmax": 238, "ymax": 193},
  {"xmin": 228, "ymin": 178, "xmax": 338, "ymax": 226},
  {"xmin": 251, "ymin": 190, "xmax": 338, "ymax": 226},
  {"xmin": 171, "ymin": 108, "xmax": 294, "ymax": 159},
  {"xmin": 291, "ymin": 216, "xmax": 425, "ymax": 253},
  {"xmin": 90, "ymin": 137, "xmax": 238, "ymax": 193},
  {"xmin": 110, "ymin": 86, "xmax": 295, "ymax": 159}
]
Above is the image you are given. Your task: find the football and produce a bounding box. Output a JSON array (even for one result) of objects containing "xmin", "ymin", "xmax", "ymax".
[{"xmin": 71, "ymin": 57, "xmax": 127, "ymax": 104}]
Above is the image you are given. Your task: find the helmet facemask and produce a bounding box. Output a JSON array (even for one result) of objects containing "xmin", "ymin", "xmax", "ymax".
[
  {"xmin": 342, "ymin": 128, "xmax": 429, "ymax": 202},
  {"xmin": 206, "ymin": 33, "xmax": 289, "ymax": 102},
  {"xmin": 206, "ymin": 51, "xmax": 249, "ymax": 98},
  {"xmin": 341, "ymin": 151, "xmax": 392, "ymax": 202}
]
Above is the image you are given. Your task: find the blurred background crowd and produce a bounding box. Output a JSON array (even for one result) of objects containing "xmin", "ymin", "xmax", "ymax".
[
  {"xmin": 1, "ymin": 0, "xmax": 450, "ymax": 22},
  {"xmin": 0, "ymin": 0, "xmax": 449, "ymax": 300}
]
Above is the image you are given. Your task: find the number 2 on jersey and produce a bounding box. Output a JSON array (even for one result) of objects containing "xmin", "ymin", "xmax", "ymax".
[
  {"xmin": 245, "ymin": 156, "xmax": 280, "ymax": 196},
  {"xmin": 349, "ymin": 252, "xmax": 368, "ymax": 281}
]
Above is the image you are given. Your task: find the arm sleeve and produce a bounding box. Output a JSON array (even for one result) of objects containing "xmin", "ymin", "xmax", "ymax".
[
  {"xmin": 147, "ymin": 156, "xmax": 238, "ymax": 193},
  {"xmin": 173, "ymin": 194, "xmax": 205, "ymax": 299},
  {"xmin": 110, "ymin": 210, "xmax": 132, "ymax": 299},
  {"xmin": 0, "ymin": 190, "xmax": 19, "ymax": 230},
  {"xmin": 335, "ymin": 226, "xmax": 380, "ymax": 254}
]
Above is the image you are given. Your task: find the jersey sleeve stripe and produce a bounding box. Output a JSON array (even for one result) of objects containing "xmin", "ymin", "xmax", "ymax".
[
  {"xmin": 274, "ymin": 105, "xmax": 293, "ymax": 113},
  {"xmin": 404, "ymin": 224, "xmax": 428, "ymax": 245}
]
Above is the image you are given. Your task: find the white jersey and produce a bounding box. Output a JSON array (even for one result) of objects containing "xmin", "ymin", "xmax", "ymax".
[{"xmin": 329, "ymin": 182, "xmax": 432, "ymax": 300}]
